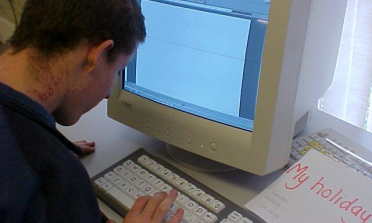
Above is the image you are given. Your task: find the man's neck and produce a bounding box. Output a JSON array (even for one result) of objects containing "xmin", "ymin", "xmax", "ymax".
[{"xmin": 0, "ymin": 48, "xmax": 81, "ymax": 113}]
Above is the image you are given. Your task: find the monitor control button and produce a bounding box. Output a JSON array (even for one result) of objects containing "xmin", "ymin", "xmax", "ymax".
[{"xmin": 209, "ymin": 142, "xmax": 217, "ymax": 151}]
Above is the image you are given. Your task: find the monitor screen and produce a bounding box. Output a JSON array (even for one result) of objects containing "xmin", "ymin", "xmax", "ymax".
[
  {"xmin": 125, "ymin": 0, "xmax": 268, "ymax": 131},
  {"xmin": 108, "ymin": 0, "xmax": 347, "ymax": 175}
]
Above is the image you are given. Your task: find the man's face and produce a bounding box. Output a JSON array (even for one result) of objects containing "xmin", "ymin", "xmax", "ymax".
[{"xmin": 53, "ymin": 48, "xmax": 137, "ymax": 126}]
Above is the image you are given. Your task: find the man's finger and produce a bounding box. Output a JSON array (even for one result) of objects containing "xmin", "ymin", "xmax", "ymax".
[
  {"xmin": 151, "ymin": 190, "xmax": 179, "ymax": 222},
  {"xmin": 141, "ymin": 192, "xmax": 168, "ymax": 221},
  {"xmin": 129, "ymin": 195, "xmax": 151, "ymax": 215}
]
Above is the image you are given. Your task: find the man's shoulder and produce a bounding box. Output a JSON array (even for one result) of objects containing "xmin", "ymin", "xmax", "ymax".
[{"xmin": 0, "ymin": 102, "xmax": 46, "ymax": 223}]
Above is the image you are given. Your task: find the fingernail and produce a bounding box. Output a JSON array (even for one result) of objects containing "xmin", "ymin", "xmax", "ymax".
[
  {"xmin": 170, "ymin": 189, "xmax": 178, "ymax": 196},
  {"xmin": 154, "ymin": 191, "xmax": 167, "ymax": 197}
]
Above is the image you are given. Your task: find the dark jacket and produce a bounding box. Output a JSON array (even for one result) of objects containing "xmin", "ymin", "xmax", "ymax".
[{"xmin": 0, "ymin": 82, "xmax": 104, "ymax": 223}]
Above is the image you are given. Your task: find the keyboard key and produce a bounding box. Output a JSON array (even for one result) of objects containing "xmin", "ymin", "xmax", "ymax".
[
  {"xmin": 137, "ymin": 169, "xmax": 149, "ymax": 178},
  {"xmin": 152, "ymin": 163, "xmax": 164, "ymax": 173},
  {"xmin": 153, "ymin": 179, "xmax": 165, "ymax": 188},
  {"xmin": 160, "ymin": 184, "xmax": 173, "ymax": 193},
  {"xmin": 160, "ymin": 168, "xmax": 172, "ymax": 178},
  {"xmin": 201, "ymin": 194, "xmax": 215, "ymax": 206},
  {"xmin": 124, "ymin": 186, "xmax": 138, "ymax": 195},
  {"xmin": 176, "ymin": 194, "xmax": 190, "ymax": 205},
  {"xmin": 144, "ymin": 173, "xmax": 157, "ymax": 183},
  {"xmin": 94, "ymin": 177, "xmax": 107, "ymax": 186},
  {"xmin": 123, "ymin": 160, "xmax": 135, "ymax": 168},
  {"xmin": 134, "ymin": 179, "xmax": 147, "ymax": 189},
  {"xmin": 142, "ymin": 185, "xmax": 156, "ymax": 195},
  {"xmin": 107, "ymin": 187, "xmax": 135, "ymax": 209},
  {"xmin": 192, "ymin": 188, "xmax": 206, "ymax": 200},
  {"xmin": 117, "ymin": 181, "xmax": 130, "ymax": 191},
  {"xmin": 145, "ymin": 159, "xmax": 157, "ymax": 168},
  {"xmin": 239, "ymin": 217, "xmax": 253, "ymax": 223},
  {"xmin": 184, "ymin": 183, "xmax": 196, "ymax": 195},
  {"xmin": 111, "ymin": 176, "xmax": 123, "ymax": 185},
  {"xmin": 120, "ymin": 170, "xmax": 132, "ymax": 179},
  {"xmin": 113, "ymin": 166, "xmax": 125, "ymax": 174},
  {"xmin": 128, "ymin": 175, "xmax": 139, "ymax": 184},
  {"xmin": 101, "ymin": 182, "xmax": 113, "ymax": 191},
  {"xmin": 104, "ymin": 171, "xmax": 116, "ymax": 180},
  {"xmin": 210, "ymin": 200, "xmax": 225, "ymax": 213},
  {"xmin": 203, "ymin": 212, "xmax": 218, "ymax": 223},
  {"xmin": 193, "ymin": 206, "xmax": 207, "ymax": 216},
  {"xmin": 184, "ymin": 212, "xmax": 198, "ymax": 223},
  {"xmin": 228, "ymin": 211, "xmax": 243, "ymax": 222},
  {"xmin": 133, "ymin": 191, "xmax": 145, "ymax": 199},
  {"xmin": 137, "ymin": 155, "xmax": 150, "ymax": 165},
  {"xmin": 129, "ymin": 164, "xmax": 142, "ymax": 173},
  {"xmin": 167, "ymin": 173, "xmax": 180, "ymax": 183},
  {"xmin": 175, "ymin": 178, "xmax": 189, "ymax": 189},
  {"xmin": 184, "ymin": 200, "xmax": 198, "ymax": 211}
]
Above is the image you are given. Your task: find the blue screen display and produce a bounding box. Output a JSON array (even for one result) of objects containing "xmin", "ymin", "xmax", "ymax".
[{"xmin": 125, "ymin": 0, "xmax": 269, "ymax": 131}]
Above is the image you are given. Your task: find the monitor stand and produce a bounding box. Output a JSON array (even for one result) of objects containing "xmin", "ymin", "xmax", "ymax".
[{"xmin": 166, "ymin": 144, "xmax": 236, "ymax": 173}]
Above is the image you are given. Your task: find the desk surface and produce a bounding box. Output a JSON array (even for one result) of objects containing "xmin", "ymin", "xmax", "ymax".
[{"xmin": 58, "ymin": 100, "xmax": 372, "ymax": 221}]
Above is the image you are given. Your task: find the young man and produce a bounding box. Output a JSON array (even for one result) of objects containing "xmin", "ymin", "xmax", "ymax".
[{"xmin": 0, "ymin": 0, "xmax": 183, "ymax": 222}]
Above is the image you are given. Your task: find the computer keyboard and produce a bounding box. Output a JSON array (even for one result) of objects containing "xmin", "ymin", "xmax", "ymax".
[
  {"xmin": 91, "ymin": 148, "xmax": 264, "ymax": 223},
  {"xmin": 290, "ymin": 128, "xmax": 372, "ymax": 179}
]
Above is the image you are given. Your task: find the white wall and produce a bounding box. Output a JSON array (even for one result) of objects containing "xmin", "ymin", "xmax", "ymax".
[
  {"xmin": 0, "ymin": 0, "xmax": 23, "ymax": 43},
  {"xmin": 0, "ymin": 16, "xmax": 15, "ymax": 43}
]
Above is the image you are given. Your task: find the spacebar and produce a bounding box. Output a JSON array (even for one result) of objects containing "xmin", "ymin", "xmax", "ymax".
[{"xmin": 107, "ymin": 187, "xmax": 135, "ymax": 209}]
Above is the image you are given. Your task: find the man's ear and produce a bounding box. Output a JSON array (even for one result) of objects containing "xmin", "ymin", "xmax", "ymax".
[{"xmin": 85, "ymin": 40, "xmax": 114, "ymax": 73}]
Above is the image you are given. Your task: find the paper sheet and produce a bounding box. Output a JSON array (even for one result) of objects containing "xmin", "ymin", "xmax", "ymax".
[{"xmin": 245, "ymin": 150, "xmax": 372, "ymax": 223}]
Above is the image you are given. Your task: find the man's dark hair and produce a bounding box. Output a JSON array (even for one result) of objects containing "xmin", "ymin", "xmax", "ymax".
[{"xmin": 8, "ymin": 0, "xmax": 146, "ymax": 62}]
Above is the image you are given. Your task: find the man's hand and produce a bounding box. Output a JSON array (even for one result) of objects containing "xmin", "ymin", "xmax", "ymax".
[
  {"xmin": 73, "ymin": 140, "xmax": 96, "ymax": 156},
  {"xmin": 124, "ymin": 189, "xmax": 184, "ymax": 223},
  {"xmin": 108, "ymin": 190, "xmax": 184, "ymax": 223}
]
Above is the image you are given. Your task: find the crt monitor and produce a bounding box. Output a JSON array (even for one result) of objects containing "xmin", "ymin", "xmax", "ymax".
[{"xmin": 108, "ymin": 0, "xmax": 348, "ymax": 175}]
